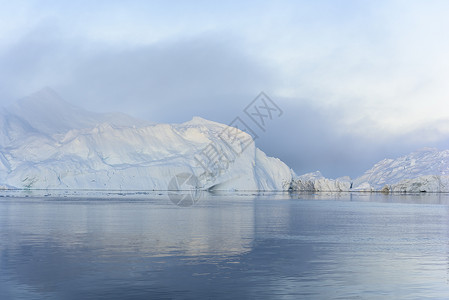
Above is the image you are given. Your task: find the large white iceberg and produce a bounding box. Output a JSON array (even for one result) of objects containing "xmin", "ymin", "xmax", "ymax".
[{"xmin": 0, "ymin": 88, "xmax": 293, "ymax": 191}]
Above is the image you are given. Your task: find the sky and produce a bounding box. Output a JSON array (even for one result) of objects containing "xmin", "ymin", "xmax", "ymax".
[{"xmin": 1, "ymin": 0, "xmax": 449, "ymax": 178}]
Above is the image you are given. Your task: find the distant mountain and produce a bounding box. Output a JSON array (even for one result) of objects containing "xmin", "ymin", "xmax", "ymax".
[
  {"xmin": 352, "ymin": 148, "xmax": 449, "ymax": 192},
  {"xmin": 0, "ymin": 88, "xmax": 293, "ymax": 190},
  {"xmin": 290, "ymin": 148, "xmax": 449, "ymax": 193}
]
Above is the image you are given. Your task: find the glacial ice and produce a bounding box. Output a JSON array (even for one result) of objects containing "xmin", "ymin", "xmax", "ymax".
[
  {"xmin": 0, "ymin": 88, "xmax": 293, "ymax": 191},
  {"xmin": 351, "ymin": 148, "xmax": 449, "ymax": 192},
  {"xmin": 290, "ymin": 148, "xmax": 449, "ymax": 193}
]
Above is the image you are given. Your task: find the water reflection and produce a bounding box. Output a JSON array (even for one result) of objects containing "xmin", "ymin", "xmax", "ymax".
[
  {"xmin": 1, "ymin": 192, "xmax": 449, "ymax": 299},
  {"xmin": 290, "ymin": 191, "xmax": 449, "ymax": 205}
]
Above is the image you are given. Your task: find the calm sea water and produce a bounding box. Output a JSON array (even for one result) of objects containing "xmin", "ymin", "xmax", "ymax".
[{"xmin": 1, "ymin": 191, "xmax": 449, "ymax": 299}]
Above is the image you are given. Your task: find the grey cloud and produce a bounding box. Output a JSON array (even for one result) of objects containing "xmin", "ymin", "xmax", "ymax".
[
  {"xmin": 257, "ymin": 100, "xmax": 449, "ymax": 178},
  {"xmin": 0, "ymin": 20, "xmax": 84, "ymax": 105},
  {"xmin": 56, "ymin": 34, "xmax": 276, "ymax": 123},
  {"xmin": 1, "ymin": 13, "xmax": 449, "ymax": 180},
  {"xmin": 0, "ymin": 19, "xmax": 276, "ymax": 124}
]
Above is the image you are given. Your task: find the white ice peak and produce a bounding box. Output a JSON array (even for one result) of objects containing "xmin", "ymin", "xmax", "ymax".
[{"xmin": 0, "ymin": 89, "xmax": 293, "ymax": 190}]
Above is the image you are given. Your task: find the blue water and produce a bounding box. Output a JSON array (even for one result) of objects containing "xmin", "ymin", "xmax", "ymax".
[{"xmin": 1, "ymin": 191, "xmax": 449, "ymax": 299}]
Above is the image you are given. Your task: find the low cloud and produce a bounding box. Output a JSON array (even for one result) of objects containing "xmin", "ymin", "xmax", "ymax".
[
  {"xmin": 1, "ymin": 1, "xmax": 449, "ymax": 178},
  {"xmin": 257, "ymin": 99, "xmax": 449, "ymax": 178}
]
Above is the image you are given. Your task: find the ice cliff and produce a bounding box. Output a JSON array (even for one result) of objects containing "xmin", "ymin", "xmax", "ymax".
[
  {"xmin": 289, "ymin": 171, "xmax": 351, "ymax": 192},
  {"xmin": 0, "ymin": 88, "xmax": 293, "ymax": 191}
]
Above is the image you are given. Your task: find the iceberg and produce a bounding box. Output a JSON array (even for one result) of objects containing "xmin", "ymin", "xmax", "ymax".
[
  {"xmin": 352, "ymin": 148, "xmax": 449, "ymax": 192},
  {"xmin": 291, "ymin": 148, "xmax": 449, "ymax": 193},
  {"xmin": 290, "ymin": 171, "xmax": 351, "ymax": 192},
  {"xmin": 0, "ymin": 88, "xmax": 293, "ymax": 191}
]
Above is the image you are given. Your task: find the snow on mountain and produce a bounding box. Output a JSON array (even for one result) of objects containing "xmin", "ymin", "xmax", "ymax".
[
  {"xmin": 0, "ymin": 88, "xmax": 293, "ymax": 190},
  {"xmin": 290, "ymin": 148, "xmax": 449, "ymax": 193},
  {"xmin": 352, "ymin": 148, "xmax": 449, "ymax": 192}
]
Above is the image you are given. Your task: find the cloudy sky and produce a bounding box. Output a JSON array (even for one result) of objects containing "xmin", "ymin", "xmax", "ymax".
[{"xmin": 1, "ymin": 0, "xmax": 449, "ymax": 177}]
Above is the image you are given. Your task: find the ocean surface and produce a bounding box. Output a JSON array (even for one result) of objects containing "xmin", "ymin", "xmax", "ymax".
[{"xmin": 1, "ymin": 191, "xmax": 449, "ymax": 299}]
